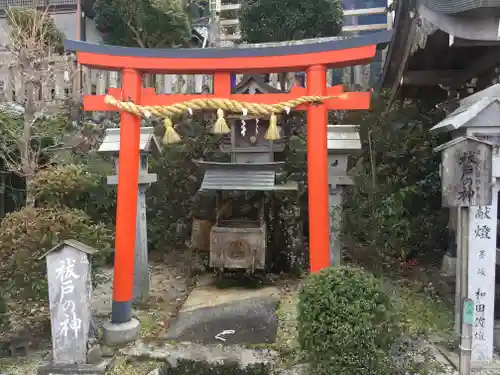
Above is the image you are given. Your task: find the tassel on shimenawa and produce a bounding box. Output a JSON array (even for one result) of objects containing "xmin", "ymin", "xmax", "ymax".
[
  {"xmin": 212, "ymin": 108, "xmax": 231, "ymax": 134},
  {"xmin": 264, "ymin": 113, "xmax": 280, "ymax": 140},
  {"xmin": 162, "ymin": 118, "xmax": 181, "ymax": 144}
]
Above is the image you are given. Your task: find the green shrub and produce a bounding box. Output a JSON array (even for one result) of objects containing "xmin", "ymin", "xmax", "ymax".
[
  {"xmin": 0, "ymin": 205, "xmax": 114, "ymax": 300},
  {"xmin": 30, "ymin": 161, "xmax": 117, "ymax": 227},
  {"xmin": 297, "ymin": 265, "xmax": 400, "ymax": 375},
  {"xmin": 29, "ymin": 164, "xmax": 101, "ymax": 205}
]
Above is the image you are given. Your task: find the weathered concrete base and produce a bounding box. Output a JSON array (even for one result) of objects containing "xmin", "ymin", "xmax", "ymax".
[
  {"xmin": 102, "ymin": 318, "xmax": 140, "ymax": 346},
  {"xmin": 122, "ymin": 341, "xmax": 277, "ymax": 367},
  {"xmin": 37, "ymin": 360, "xmax": 111, "ymax": 375},
  {"xmin": 441, "ymin": 254, "xmax": 456, "ymax": 277},
  {"xmin": 163, "ymin": 277, "xmax": 280, "ymax": 344}
]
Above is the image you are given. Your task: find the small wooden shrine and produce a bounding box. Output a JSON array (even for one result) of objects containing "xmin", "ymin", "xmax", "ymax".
[{"xmin": 194, "ymin": 75, "xmax": 298, "ymax": 273}]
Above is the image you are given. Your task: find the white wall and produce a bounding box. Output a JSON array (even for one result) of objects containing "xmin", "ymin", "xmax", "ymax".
[{"xmin": 52, "ymin": 12, "xmax": 102, "ymax": 43}]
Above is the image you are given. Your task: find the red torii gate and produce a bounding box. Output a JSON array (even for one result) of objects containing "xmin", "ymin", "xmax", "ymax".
[{"xmin": 65, "ymin": 31, "xmax": 392, "ymax": 325}]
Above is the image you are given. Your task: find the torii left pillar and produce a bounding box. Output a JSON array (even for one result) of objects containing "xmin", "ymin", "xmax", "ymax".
[
  {"xmin": 102, "ymin": 68, "xmax": 142, "ymax": 345},
  {"xmin": 307, "ymin": 65, "xmax": 330, "ymax": 272}
]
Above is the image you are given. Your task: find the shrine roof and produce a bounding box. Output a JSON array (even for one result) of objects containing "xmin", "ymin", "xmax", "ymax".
[
  {"xmin": 200, "ymin": 169, "xmax": 276, "ymax": 191},
  {"xmin": 430, "ymin": 84, "xmax": 500, "ymax": 133},
  {"xmin": 327, "ymin": 125, "xmax": 362, "ymax": 152},
  {"xmin": 98, "ymin": 127, "xmax": 161, "ymax": 155},
  {"xmin": 39, "ymin": 240, "xmax": 97, "ymax": 260},
  {"xmin": 196, "ymin": 161, "xmax": 285, "ymax": 191},
  {"xmin": 194, "ymin": 160, "xmax": 285, "ymax": 171},
  {"xmin": 64, "ymin": 30, "xmax": 393, "ymax": 60},
  {"xmin": 433, "ymin": 136, "xmax": 493, "ymax": 152}
]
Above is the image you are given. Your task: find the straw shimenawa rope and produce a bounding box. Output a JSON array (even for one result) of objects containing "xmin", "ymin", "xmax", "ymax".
[{"xmin": 103, "ymin": 94, "xmax": 348, "ymax": 143}]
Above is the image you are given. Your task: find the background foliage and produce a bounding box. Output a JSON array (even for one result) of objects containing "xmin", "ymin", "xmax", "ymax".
[
  {"xmin": 147, "ymin": 116, "xmax": 228, "ymax": 248},
  {"xmin": 93, "ymin": 0, "xmax": 191, "ymax": 48},
  {"xmin": 239, "ymin": 0, "xmax": 343, "ymax": 43},
  {"xmin": 341, "ymin": 94, "xmax": 448, "ymax": 263}
]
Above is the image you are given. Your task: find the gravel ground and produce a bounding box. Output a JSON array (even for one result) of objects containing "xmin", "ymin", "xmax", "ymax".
[{"xmin": 91, "ymin": 249, "xmax": 197, "ymax": 339}]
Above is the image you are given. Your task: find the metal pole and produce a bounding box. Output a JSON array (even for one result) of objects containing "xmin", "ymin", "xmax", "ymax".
[
  {"xmin": 455, "ymin": 207, "xmax": 462, "ymax": 333},
  {"xmin": 76, "ymin": 0, "xmax": 83, "ymax": 93},
  {"xmin": 460, "ymin": 298, "xmax": 473, "ymax": 375},
  {"xmin": 76, "ymin": 0, "xmax": 81, "ymax": 41},
  {"xmin": 458, "ymin": 206, "xmax": 472, "ymax": 375},
  {"xmin": 460, "ymin": 206, "xmax": 469, "ymax": 327}
]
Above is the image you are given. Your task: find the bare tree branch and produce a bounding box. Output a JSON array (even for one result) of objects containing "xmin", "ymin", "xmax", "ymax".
[
  {"xmin": 0, "ymin": 6, "xmax": 79, "ymax": 206},
  {"xmin": 127, "ymin": 20, "xmax": 147, "ymax": 48}
]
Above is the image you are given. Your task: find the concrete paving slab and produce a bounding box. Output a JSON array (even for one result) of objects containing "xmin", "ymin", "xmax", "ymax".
[
  {"xmin": 164, "ymin": 284, "xmax": 281, "ymax": 345},
  {"xmin": 180, "ymin": 285, "xmax": 280, "ymax": 313}
]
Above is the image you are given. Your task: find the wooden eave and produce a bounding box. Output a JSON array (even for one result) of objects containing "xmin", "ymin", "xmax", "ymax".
[
  {"xmin": 380, "ymin": 0, "xmax": 500, "ymax": 102},
  {"xmin": 378, "ymin": 0, "xmax": 416, "ymax": 92}
]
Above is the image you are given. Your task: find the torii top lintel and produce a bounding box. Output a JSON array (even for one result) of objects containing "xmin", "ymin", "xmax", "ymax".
[
  {"xmin": 65, "ymin": 31, "xmax": 393, "ymax": 112},
  {"xmin": 64, "ymin": 31, "xmax": 393, "ymax": 74}
]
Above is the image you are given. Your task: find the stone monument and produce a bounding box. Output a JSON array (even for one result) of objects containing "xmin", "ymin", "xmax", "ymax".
[{"xmin": 37, "ymin": 240, "xmax": 103, "ymax": 375}]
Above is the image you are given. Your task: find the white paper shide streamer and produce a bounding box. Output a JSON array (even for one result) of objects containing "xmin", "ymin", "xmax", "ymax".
[
  {"xmin": 240, "ymin": 108, "xmax": 248, "ymax": 136},
  {"xmin": 241, "ymin": 119, "xmax": 246, "ymax": 136}
]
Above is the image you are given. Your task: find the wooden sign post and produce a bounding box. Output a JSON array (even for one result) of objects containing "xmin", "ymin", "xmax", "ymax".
[
  {"xmin": 437, "ymin": 136, "xmax": 493, "ymax": 208},
  {"xmin": 38, "ymin": 240, "xmax": 102, "ymax": 375},
  {"xmin": 435, "ymin": 136, "xmax": 494, "ymax": 369}
]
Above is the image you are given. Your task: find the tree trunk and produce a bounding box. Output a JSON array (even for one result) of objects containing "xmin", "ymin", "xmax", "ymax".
[
  {"xmin": 24, "ymin": 173, "xmax": 35, "ymax": 208},
  {"xmin": 20, "ymin": 52, "xmax": 36, "ymax": 208}
]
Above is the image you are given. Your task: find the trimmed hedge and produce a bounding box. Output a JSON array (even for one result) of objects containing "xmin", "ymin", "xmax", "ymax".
[{"xmin": 298, "ymin": 265, "xmax": 400, "ymax": 375}]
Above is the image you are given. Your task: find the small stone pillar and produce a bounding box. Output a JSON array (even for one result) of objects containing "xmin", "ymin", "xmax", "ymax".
[
  {"xmin": 98, "ymin": 127, "xmax": 161, "ymax": 303},
  {"xmin": 327, "ymin": 125, "xmax": 362, "ymax": 266}
]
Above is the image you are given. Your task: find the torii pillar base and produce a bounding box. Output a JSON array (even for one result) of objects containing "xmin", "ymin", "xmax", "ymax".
[{"xmin": 102, "ymin": 318, "xmax": 140, "ymax": 346}]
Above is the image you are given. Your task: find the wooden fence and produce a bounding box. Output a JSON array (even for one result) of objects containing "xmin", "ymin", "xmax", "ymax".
[{"xmin": 0, "ymin": 55, "xmax": 374, "ymax": 111}]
